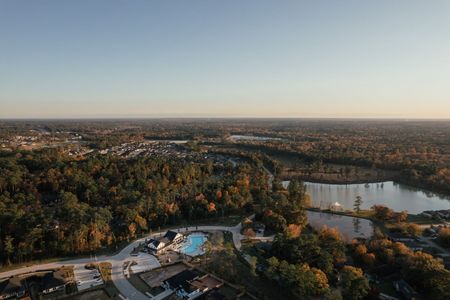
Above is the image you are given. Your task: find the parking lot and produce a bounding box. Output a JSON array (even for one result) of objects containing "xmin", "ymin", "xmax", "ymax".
[{"xmin": 73, "ymin": 264, "xmax": 104, "ymax": 291}]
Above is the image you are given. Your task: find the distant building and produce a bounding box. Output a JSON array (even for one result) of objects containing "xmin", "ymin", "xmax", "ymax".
[{"xmin": 147, "ymin": 230, "xmax": 184, "ymax": 254}]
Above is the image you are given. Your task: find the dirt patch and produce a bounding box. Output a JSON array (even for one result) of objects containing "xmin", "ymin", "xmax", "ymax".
[{"xmin": 140, "ymin": 263, "xmax": 187, "ymax": 288}]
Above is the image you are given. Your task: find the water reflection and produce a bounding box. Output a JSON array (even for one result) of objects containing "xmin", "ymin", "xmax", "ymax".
[
  {"xmin": 307, "ymin": 211, "xmax": 373, "ymax": 242},
  {"xmin": 292, "ymin": 181, "xmax": 450, "ymax": 214},
  {"xmin": 352, "ymin": 217, "xmax": 361, "ymax": 234}
]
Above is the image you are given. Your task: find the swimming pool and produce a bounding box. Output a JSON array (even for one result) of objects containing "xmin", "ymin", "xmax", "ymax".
[{"xmin": 179, "ymin": 233, "xmax": 207, "ymax": 256}]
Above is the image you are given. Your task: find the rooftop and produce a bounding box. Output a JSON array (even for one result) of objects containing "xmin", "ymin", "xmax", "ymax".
[{"xmin": 164, "ymin": 269, "xmax": 201, "ymax": 292}]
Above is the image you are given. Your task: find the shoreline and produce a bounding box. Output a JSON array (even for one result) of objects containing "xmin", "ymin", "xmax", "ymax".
[
  {"xmin": 284, "ymin": 177, "xmax": 391, "ymax": 185},
  {"xmin": 283, "ymin": 176, "xmax": 450, "ymax": 198}
]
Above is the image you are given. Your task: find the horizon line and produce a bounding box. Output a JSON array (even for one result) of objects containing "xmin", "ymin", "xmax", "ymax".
[{"xmin": 1, "ymin": 116, "xmax": 450, "ymax": 121}]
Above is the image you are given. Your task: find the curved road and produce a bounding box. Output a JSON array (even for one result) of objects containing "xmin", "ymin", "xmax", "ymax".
[
  {"xmin": 0, "ymin": 165, "xmax": 277, "ymax": 300},
  {"xmin": 0, "ymin": 223, "xmax": 270, "ymax": 300}
]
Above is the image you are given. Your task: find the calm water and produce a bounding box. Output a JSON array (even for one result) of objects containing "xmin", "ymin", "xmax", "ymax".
[
  {"xmin": 292, "ymin": 181, "xmax": 450, "ymax": 214},
  {"xmin": 307, "ymin": 211, "xmax": 373, "ymax": 242}
]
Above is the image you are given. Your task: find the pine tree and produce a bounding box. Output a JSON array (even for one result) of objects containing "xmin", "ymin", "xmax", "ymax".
[{"xmin": 354, "ymin": 196, "xmax": 362, "ymax": 214}]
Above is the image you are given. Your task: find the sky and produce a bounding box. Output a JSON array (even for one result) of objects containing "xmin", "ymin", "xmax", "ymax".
[{"xmin": 1, "ymin": 0, "xmax": 450, "ymax": 119}]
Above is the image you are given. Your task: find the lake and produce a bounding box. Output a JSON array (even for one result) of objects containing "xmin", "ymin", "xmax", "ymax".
[
  {"xmin": 307, "ymin": 211, "xmax": 373, "ymax": 242},
  {"xmin": 283, "ymin": 181, "xmax": 450, "ymax": 214},
  {"xmin": 228, "ymin": 135, "xmax": 282, "ymax": 141}
]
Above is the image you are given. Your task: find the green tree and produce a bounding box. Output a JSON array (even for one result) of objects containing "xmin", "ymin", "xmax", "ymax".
[
  {"xmin": 340, "ymin": 266, "xmax": 369, "ymax": 300},
  {"xmin": 4, "ymin": 236, "xmax": 14, "ymax": 265}
]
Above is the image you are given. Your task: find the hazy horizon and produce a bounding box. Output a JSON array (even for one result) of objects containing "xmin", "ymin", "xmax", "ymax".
[{"xmin": 2, "ymin": 1, "xmax": 450, "ymax": 118}]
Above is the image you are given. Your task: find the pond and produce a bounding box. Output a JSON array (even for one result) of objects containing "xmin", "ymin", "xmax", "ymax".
[
  {"xmin": 283, "ymin": 181, "xmax": 450, "ymax": 214},
  {"xmin": 307, "ymin": 211, "xmax": 374, "ymax": 242}
]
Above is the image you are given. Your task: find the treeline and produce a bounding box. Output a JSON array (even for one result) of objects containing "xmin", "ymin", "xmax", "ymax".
[
  {"xmin": 250, "ymin": 180, "xmax": 369, "ymax": 300},
  {"xmin": 215, "ymin": 141, "xmax": 450, "ymax": 194},
  {"xmin": 351, "ymin": 234, "xmax": 450, "ymax": 299},
  {"xmin": 0, "ymin": 149, "xmax": 270, "ymax": 265}
]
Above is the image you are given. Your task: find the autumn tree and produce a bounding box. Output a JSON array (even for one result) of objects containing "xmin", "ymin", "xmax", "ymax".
[{"xmin": 340, "ymin": 266, "xmax": 369, "ymax": 300}]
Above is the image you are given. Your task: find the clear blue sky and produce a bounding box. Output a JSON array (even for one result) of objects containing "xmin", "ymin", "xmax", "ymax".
[{"xmin": 1, "ymin": 0, "xmax": 450, "ymax": 118}]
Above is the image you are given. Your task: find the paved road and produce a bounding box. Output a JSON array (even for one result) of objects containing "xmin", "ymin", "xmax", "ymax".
[
  {"xmin": 0, "ymin": 223, "xmax": 259, "ymax": 300},
  {"xmin": 0, "ymin": 164, "xmax": 278, "ymax": 298}
]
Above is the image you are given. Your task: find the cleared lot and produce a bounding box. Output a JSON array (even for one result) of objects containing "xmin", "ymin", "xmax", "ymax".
[
  {"xmin": 140, "ymin": 263, "xmax": 187, "ymax": 288},
  {"xmin": 129, "ymin": 253, "xmax": 161, "ymax": 274}
]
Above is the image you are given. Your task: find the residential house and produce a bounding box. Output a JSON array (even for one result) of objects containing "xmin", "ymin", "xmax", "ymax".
[
  {"xmin": 162, "ymin": 269, "xmax": 201, "ymax": 299},
  {"xmin": 0, "ymin": 277, "xmax": 26, "ymax": 300},
  {"xmin": 164, "ymin": 230, "xmax": 184, "ymax": 244},
  {"xmin": 147, "ymin": 230, "xmax": 185, "ymax": 254},
  {"xmin": 148, "ymin": 239, "xmax": 167, "ymax": 253},
  {"xmin": 41, "ymin": 269, "xmax": 68, "ymax": 295},
  {"xmin": 162, "ymin": 269, "xmax": 224, "ymax": 300}
]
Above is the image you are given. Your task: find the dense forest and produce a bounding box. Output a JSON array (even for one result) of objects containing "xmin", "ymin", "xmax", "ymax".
[
  {"xmin": 1, "ymin": 119, "xmax": 447, "ymax": 193},
  {"xmin": 0, "ymin": 148, "xmax": 269, "ymax": 265},
  {"xmin": 1, "ymin": 118, "xmax": 449, "ymax": 299}
]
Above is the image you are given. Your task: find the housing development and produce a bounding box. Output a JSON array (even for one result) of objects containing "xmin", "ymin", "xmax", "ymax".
[
  {"xmin": 2, "ymin": 0, "xmax": 450, "ymax": 298},
  {"xmin": 1, "ymin": 119, "xmax": 450, "ymax": 300}
]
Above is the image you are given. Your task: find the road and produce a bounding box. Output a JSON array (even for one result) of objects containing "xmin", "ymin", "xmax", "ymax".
[
  {"xmin": 0, "ymin": 221, "xmax": 275, "ymax": 300},
  {"xmin": 0, "ymin": 165, "xmax": 278, "ymax": 300}
]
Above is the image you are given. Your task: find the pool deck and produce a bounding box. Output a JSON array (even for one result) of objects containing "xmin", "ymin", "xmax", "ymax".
[{"xmin": 176, "ymin": 233, "xmax": 207, "ymax": 257}]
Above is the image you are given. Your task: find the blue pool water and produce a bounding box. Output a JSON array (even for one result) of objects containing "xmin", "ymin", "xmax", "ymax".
[{"xmin": 180, "ymin": 234, "xmax": 207, "ymax": 256}]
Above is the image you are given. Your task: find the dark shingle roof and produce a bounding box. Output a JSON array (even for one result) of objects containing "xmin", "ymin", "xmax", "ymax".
[
  {"xmin": 42, "ymin": 270, "xmax": 66, "ymax": 291},
  {"xmin": 164, "ymin": 269, "xmax": 201, "ymax": 291},
  {"xmin": 164, "ymin": 230, "xmax": 181, "ymax": 242},
  {"xmin": 148, "ymin": 238, "xmax": 162, "ymax": 248},
  {"xmin": 0, "ymin": 277, "xmax": 25, "ymax": 296}
]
